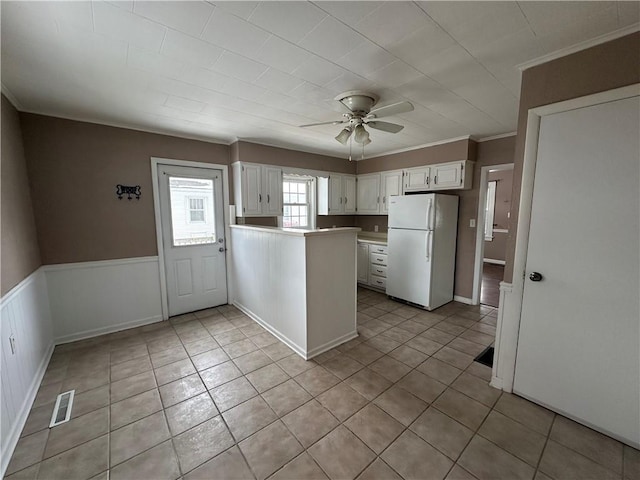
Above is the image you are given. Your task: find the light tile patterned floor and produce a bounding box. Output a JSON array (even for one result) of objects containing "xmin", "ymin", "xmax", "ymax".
[{"xmin": 5, "ymin": 289, "xmax": 639, "ymax": 480}]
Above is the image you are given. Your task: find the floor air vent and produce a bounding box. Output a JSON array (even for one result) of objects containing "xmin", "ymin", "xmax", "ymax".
[{"xmin": 49, "ymin": 390, "xmax": 75, "ymax": 427}]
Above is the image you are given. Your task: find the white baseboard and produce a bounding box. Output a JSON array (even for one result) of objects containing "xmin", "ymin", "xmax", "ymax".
[
  {"xmin": 55, "ymin": 315, "xmax": 163, "ymax": 345},
  {"xmin": 453, "ymin": 295, "xmax": 474, "ymax": 305},
  {"xmin": 233, "ymin": 302, "xmax": 307, "ymax": 358},
  {"xmin": 233, "ymin": 302, "xmax": 357, "ymax": 360},
  {"xmin": 483, "ymin": 258, "xmax": 506, "ymax": 265},
  {"xmin": 306, "ymin": 330, "xmax": 359, "ymax": 359}
]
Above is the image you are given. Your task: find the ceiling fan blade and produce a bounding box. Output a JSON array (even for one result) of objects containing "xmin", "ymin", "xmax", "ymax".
[
  {"xmin": 366, "ymin": 121, "xmax": 405, "ymax": 134},
  {"xmin": 367, "ymin": 101, "xmax": 414, "ymax": 118},
  {"xmin": 299, "ymin": 120, "xmax": 346, "ymax": 128}
]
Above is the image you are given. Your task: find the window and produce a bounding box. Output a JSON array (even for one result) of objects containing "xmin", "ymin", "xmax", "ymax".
[
  {"xmin": 189, "ymin": 197, "xmax": 205, "ymax": 223},
  {"xmin": 282, "ymin": 175, "xmax": 314, "ymax": 229},
  {"xmin": 485, "ymin": 180, "xmax": 497, "ymax": 241}
]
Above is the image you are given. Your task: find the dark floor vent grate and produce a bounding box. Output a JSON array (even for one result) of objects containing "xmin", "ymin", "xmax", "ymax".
[
  {"xmin": 49, "ymin": 390, "xmax": 75, "ymax": 427},
  {"xmin": 474, "ymin": 346, "xmax": 494, "ymax": 368}
]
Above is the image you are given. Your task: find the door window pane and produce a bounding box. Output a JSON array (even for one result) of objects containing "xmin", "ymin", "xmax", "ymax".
[{"xmin": 169, "ymin": 177, "xmax": 216, "ymax": 246}]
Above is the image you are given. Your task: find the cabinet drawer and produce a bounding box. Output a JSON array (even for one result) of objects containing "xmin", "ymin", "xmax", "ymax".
[
  {"xmin": 369, "ymin": 252, "xmax": 387, "ymax": 266},
  {"xmin": 369, "ymin": 245, "xmax": 388, "ymax": 255},
  {"xmin": 369, "ymin": 264, "xmax": 387, "ymax": 278},
  {"xmin": 369, "ymin": 275, "xmax": 387, "ymax": 290}
]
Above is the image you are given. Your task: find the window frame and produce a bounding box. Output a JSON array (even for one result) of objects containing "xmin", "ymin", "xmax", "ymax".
[
  {"xmin": 280, "ymin": 175, "xmax": 316, "ymax": 230},
  {"xmin": 187, "ymin": 196, "xmax": 206, "ymax": 224}
]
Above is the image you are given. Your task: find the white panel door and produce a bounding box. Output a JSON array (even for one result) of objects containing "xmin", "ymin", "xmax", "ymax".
[
  {"xmin": 242, "ymin": 164, "xmax": 262, "ymax": 216},
  {"xmin": 403, "ymin": 166, "xmax": 430, "ymax": 192},
  {"xmin": 431, "ymin": 162, "xmax": 462, "ymax": 190},
  {"xmin": 329, "ymin": 175, "xmax": 343, "ymax": 214},
  {"xmin": 263, "ymin": 166, "xmax": 283, "ymax": 216},
  {"xmin": 514, "ymin": 96, "xmax": 640, "ymax": 447},
  {"xmin": 159, "ymin": 165, "xmax": 228, "ymax": 316}
]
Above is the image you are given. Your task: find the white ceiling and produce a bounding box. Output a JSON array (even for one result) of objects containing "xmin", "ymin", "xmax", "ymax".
[{"xmin": 2, "ymin": 1, "xmax": 638, "ymax": 158}]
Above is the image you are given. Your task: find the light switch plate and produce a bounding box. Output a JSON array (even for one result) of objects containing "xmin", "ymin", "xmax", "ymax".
[{"xmin": 470, "ymin": 219, "xmax": 476, "ymax": 228}]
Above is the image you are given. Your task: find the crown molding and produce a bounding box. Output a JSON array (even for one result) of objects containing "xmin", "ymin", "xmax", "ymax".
[
  {"xmin": 517, "ymin": 23, "xmax": 640, "ymax": 71},
  {"xmin": 360, "ymin": 135, "xmax": 472, "ymax": 160},
  {"xmin": 1, "ymin": 83, "xmax": 24, "ymax": 110},
  {"xmin": 475, "ymin": 132, "xmax": 517, "ymax": 143}
]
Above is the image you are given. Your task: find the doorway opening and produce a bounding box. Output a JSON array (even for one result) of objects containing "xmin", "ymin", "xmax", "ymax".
[{"xmin": 472, "ymin": 163, "xmax": 514, "ymax": 307}]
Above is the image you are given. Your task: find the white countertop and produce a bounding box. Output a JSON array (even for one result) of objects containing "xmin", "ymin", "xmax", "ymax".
[
  {"xmin": 230, "ymin": 224, "xmax": 361, "ymax": 237},
  {"xmin": 357, "ymin": 232, "xmax": 388, "ymax": 245}
]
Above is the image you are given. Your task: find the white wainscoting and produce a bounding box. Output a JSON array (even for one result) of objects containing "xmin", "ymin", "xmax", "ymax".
[
  {"xmin": 1, "ymin": 268, "xmax": 54, "ymax": 477},
  {"xmin": 491, "ymin": 281, "xmax": 514, "ymax": 392},
  {"xmin": 45, "ymin": 256, "xmax": 163, "ymax": 343}
]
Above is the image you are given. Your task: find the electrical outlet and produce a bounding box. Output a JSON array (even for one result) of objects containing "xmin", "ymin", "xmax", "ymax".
[
  {"xmin": 374, "ymin": 225, "xmax": 379, "ymax": 232},
  {"xmin": 9, "ymin": 335, "xmax": 16, "ymax": 355},
  {"xmin": 470, "ymin": 219, "xmax": 476, "ymax": 228}
]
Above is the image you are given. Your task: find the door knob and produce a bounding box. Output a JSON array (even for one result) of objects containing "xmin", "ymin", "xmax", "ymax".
[{"xmin": 529, "ymin": 272, "xmax": 543, "ymax": 282}]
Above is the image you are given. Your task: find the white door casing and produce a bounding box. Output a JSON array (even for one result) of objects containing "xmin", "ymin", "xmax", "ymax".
[
  {"xmin": 157, "ymin": 164, "xmax": 228, "ymax": 317},
  {"xmin": 513, "ymin": 95, "xmax": 640, "ymax": 447}
]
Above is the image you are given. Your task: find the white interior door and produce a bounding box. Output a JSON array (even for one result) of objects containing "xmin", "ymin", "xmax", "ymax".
[
  {"xmin": 514, "ymin": 96, "xmax": 640, "ymax": 446},
  {"xmin": 158, "ymin": 165, "xmax": 228, "ymax": 316}
]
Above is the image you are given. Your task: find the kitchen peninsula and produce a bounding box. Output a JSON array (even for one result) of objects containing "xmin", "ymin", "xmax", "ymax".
[{"xmin": 229, "ymin": 225, "xmax": 360, "ymax": 359}]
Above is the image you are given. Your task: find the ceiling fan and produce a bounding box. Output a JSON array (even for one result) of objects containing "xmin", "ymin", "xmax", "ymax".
[{"xmin": 300, "ymin": 91, "xmax": 414, "ymax": 147}]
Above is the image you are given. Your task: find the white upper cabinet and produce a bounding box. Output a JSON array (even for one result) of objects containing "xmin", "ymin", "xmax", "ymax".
[
  {"xmin": 430, "ymin": 160, "xmax": 473, "ymax": 190},
  {"xmin": 356, "ymin": 174, "xmax": 380, "ymax": 214},
  {"xmin": 318, "ymin": 174, "xmax": 357, "ymax": 215},
  {"xmin": 344, "ymin": 176, "xmax": 357, "ymax": 214},
  {"xmin": 263, "ymin": 166, "xmax": 283, "ymax": 215},
  {"xmin": 403, "ymin": 166, "xmax": 431, "ymax": 192},
  {"xmin": 380, "ymin": 170, "xmax": 403, "ymax": 214},
  {"xmin": 233, "ymin": 162, "xmax": 282, "ymax": 217}
]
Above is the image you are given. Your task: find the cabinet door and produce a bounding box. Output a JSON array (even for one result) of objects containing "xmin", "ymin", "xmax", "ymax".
[
  {"xmin": 431, "ymin": 162, "xmax": 463, "ymax": 190},
  {"xmin": 356, "ymin": 174, "xmax": 380, "ymax": 214},
  {"xmin": 242, "ymin": 164, "xmax": 262, "ymax": 215},
  {"xmin": 329, "ymin": 175, "xmax": 344, "ymax": 214},
  {"xmin": 343, "ymin": 176, "xmax": 357, "ymax": 214},
  {"xmin": 357, "ymin": 243, "xmax": 369, "ymax": 283},
  {"xmin": 380, "ymin": 170, "xmax": 403, "ymax": 214},
  {"xmin": 403, "ymin": 166, "xmax": 431, "ymax": 192},
  {"xmin": 263, "ymin": 167, "xmax": 283, "ymax": 215}
]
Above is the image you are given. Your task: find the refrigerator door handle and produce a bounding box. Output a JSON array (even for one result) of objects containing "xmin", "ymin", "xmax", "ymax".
[
  {"xmin": 426, "ymin": 198, "xmax": 433, "ymax": 229},
  {"xmin": 426, "ymin": 231, "xmax": 432, "ymax": 261}
]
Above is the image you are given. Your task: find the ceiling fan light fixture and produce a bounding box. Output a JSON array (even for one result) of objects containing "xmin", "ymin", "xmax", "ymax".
[
  {"xmin": 354, "ymin": 124, "xmax": 369, "ymax": 144},
  {"xmin": 335, "ymin": 127, "xmax": 353, "ymax": 145}
]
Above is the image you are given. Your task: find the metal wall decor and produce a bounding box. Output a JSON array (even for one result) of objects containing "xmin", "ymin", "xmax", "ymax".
[{"xmin": 116, "ymin": 184, "xmax": 141, "ymax": 200}]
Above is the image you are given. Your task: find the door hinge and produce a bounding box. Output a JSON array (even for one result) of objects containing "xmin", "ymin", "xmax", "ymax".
[{"xmin": 243, "ymin": 207, "xmax": 246, "ymax": 212}]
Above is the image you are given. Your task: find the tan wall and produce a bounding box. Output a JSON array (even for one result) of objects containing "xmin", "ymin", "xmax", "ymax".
[
  {"xmin": 234, "ymin": 141, "xmax": 356, "ymax": 174},
  {"xmin": 484, "ymin": 233, "xmax": 508, "ymax": 262},
  {"xmin": 20, "ymin": 113, "xmax": 230, "ymax": 265},
  {"xmin": 505, "ymin": 32, "xmax": 640, "ymax": 282},
  {"xmin": 356, "ymin": 138, "xmax": 473, "ymax": 174},
  {"xmin": 1, "ymin": 95, "xmax": 42, "ymax": 295}
]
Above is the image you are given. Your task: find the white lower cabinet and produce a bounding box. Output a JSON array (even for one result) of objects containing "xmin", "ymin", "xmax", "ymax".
[{"xmin": 357, "ymin": 242, "xmax": 388, "ymax": 291}]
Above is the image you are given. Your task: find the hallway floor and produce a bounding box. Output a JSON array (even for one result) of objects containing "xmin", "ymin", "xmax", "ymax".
[
  {"xmin": 480, "ymin": 262, "xmax": 504, "ymax": 308},
  {"xmin": 5, "ymin": 290, "xmax": 638, "ymax": 480}
]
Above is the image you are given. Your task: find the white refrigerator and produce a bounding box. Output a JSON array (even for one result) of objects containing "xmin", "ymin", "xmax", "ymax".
[{"xmin": 387, "ymin": 194, "xmax": 459, "ymax": 310}]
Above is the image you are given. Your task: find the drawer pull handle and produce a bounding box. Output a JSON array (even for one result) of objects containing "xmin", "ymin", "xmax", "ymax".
[{"xmin": 376, "ymin": 269, "xmax": 383, "ymax": 273}]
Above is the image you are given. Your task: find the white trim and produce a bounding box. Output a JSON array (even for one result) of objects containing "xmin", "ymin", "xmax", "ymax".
[
  {"xmin": 475, "ymin": 132, "xmax": 517, "ymax": 143},
  {"xmin": 306, "ymin": 330, "xmax": 359, "ymax": 359},
  {"xmin": 472, "ymin": 163, "xmax": 514, "ymax": 305},
  {"xmin": 360, "ymin": 135, "xmax": 472, "ymax": 160},
  {"xmin": 151, "ymin": 157, "xmax": 231, "ymax": 320},
  {"xmin": 55, "ymin": 315, "xmax": 163, "ymax": 345},
  {"xmin": 1, "ymin": 343, "xmax": 54, "ymax": 478},
  {"xmin": 491, "ymin": 281, "xmax": 513, "ymax": 391},
  {"xmin": 1, "ymin": 83, "xmax": 23, "ymax": 110},
  {"xmin": 453, "ymin": 295, "xmax": 473, "ymax": 305},
  {"xmin": 493, "ymin": 229, "xmax": 508, "ymax": 234},
  {"xmin": 483, "ymin": 259, "xmax": 506, "ymax": 266},
  {"xmin": 496, "ymin": 84, "xmax": 640, "ymax": 393},
  {"xmin": 517, "ymin": 24, "xmax": 640, "ymax": 72},
  {"xmin": 0, "ymin": 267, "xmax": 41, "ymax": 306},
  {"xmin": 43, "ymin": 256, "xmax": 158, "ymax": 272}
]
